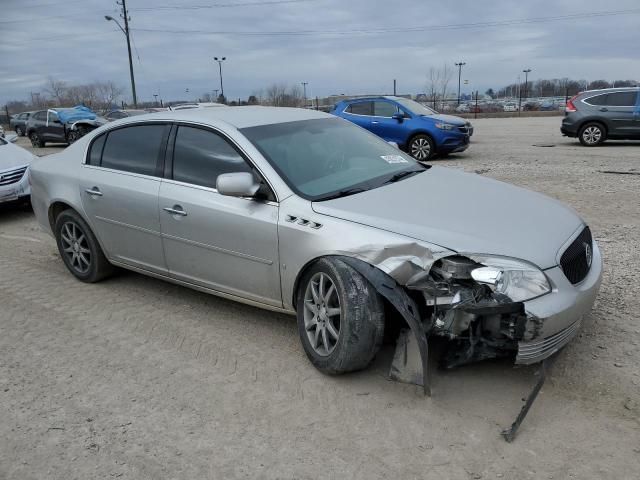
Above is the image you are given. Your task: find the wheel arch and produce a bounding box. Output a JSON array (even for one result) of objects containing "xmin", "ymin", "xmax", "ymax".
[{"xmin": 578, "ymin": 118, "xmax": 609, "ymax": 136}]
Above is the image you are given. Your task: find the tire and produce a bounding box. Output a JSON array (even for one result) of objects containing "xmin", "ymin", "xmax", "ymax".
[
  {"xmin": 408, "ymin": 134, "xmax": 435, "ymax": 161},
  {"xmin": 579, "ymin": 122, "xmax": 606, "ymax": 146},
  {"xmin": 15, "ymin": 126, "xmax": 24, "ymax": 136},
  {"xmin": 29, "ymin": 132, "xmax": 44, "ymax": 148},
  {"xmin": 66, "ymin": 130, "xmax": 80, "ymax": 144},
  {"xmin": 54, "ymin": 209, "xmax": 114, "ymax": 283},
  {"xmin": 296, "ymin": 257, "xmax": 385, "ymax": 374}
]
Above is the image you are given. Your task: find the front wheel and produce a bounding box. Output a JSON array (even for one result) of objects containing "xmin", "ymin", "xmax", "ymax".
[
  {"xmin": 54, "ymin": 210, "xmax": 114, "ymax": 283},
  {"xmin": 296, "ymin": 258, "xmax": 385, "ymax": 374},
  {"xmin": 409, "ymin": 134, "xmax": 435, "ymax": 161},
  {"xmin": 66, "ymin": 130, "xmax": 80, "ymax": 144},
  {"xmin": 15, "ymin": 126, "xmax": 24, "ymax": 136},
  {"xmin": 579, "ymin": 123, "xmax": 606, "ymax": 146}
]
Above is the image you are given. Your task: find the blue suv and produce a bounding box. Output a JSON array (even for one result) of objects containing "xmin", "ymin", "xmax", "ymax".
[{"xmin": 332, "ymin": 96, "xmax": 473, "ymax": 160}]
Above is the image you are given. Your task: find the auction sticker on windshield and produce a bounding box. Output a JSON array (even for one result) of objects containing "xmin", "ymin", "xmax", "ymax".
[{"xmin": 381, "ymin": 155, "xmax": 408, "ymax": 164}]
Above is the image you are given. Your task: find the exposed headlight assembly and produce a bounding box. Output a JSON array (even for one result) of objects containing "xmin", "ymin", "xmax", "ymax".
[
  {"xmin": 468, "ymin": 255, "xmax": 551, "ymax": 302},
  {"xmin": 434, "ymin": 122, "xmax": 456, "ymax": 130}
]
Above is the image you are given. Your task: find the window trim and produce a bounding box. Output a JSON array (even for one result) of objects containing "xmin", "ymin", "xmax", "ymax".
[{"xmin": 83, "ymin": 122, "xmax": 171, "ymax": 178}]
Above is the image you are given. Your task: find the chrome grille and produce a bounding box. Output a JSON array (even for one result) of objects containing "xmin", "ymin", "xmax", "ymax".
[
  {"xmin": 517, "ymin": 319, "xmax": 581, "ymax": 363},
  {"xmin": 0, "ymin": 167, "xmax": 27, "ymax": 186},
  {"xmin": 560, "ymin": 227, "xmax": 592, "ymax": 284}
]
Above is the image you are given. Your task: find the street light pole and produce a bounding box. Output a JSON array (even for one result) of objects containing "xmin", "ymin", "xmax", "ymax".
[
  {"xmin": 455, "ymin": 62, "xmax": 466, "ymax": 105},
  {"xmin": 301, "ymin": 82, "xmax": 308, "ymax": 107},
  {"xmin": 214, "ymin": 57, "xmax": 226, "ymax": 100},
  {"xmin": 105, "ymin": 1, "xmax": 137, "ymax": 107}
]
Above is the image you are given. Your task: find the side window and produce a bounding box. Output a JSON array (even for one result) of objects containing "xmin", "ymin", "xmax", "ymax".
[
  {"xmin": 101, "ymin": 125, "xmax": 166, "ymax": 176},
  {"xmin": 87, "ymin": 134, "xmax": 106, "ymax": 166},
  {"xmin": 606, "ymin": 91, "xmax": 638, "ymax": 106},
  {"xmin": 347, "ymin": 101, "xmax": 373, "ymax": 116},
  {"xmin": 374, "ymin": 101, "xmax": 398, "ymax": 117},
  {"xmin": 585, "ymin": 94, "xmax": 608, "ymax": 106},
  {"xmin": 172, "ymin": 126, "xmax": 251, "ymax": 189},
  {"xmin": 34, "ymin": 112, "xmax": 46, "ymax": 121},
  {"xmin": 47, "ymin": 112, "xmax": 58, "ymax": 123}
]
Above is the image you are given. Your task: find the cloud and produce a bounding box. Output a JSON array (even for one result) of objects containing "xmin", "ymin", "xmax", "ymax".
[{"xmin": 1, "ymin": 0, "xmax": 639, "ymax": 104}]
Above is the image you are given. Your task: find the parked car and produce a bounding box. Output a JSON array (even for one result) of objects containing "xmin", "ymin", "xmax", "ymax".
[
  {"xmin": 26, "ymin": 106, "xmax": 108, "ymax": 147},
  {"xmin": 29, "ymin": 107, "xmax": 602, "ymax": 384},
  {"xmin": 0, "ymin": 135, "xmax": 36, "ymax": 206},
  {"xmin": 332, "ymin": 96, "xmax": 473, "ymax": 160},
  {"xmin": 0, "ymin": 125, "xmax": 4, "ymax": 138},
  {"xmin": 561, "ymin": 87, "xmax": 640, "ymax": 146},
  {"xmin": 104, "ymin": 109, "xmax": 148, "ymax": 121},
  {"xmin": 539, "ymin": 101, "xmax": 557, "ymax": 111},
  {"xmin": 9, "ymin": 111, "xmax": 35, "ymax": 136},
  {"xmin": 503, "ymin": 103, "xmax": 518, "ymax": 112}
]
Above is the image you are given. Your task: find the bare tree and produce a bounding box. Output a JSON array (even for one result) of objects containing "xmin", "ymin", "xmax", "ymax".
[
  {"xmin": 426, "ymin": 64, "xmax": 454, "ymax": 109},
  {"xmin": 45, "ymin": 77, "xmax": 68, "ymax": 104},
  {"xmin": 264, "ymin": 83, "xmax": 303, "ymax": 107}
]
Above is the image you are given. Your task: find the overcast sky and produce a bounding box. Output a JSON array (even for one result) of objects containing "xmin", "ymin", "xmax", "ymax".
[{"xmin": 1, "ymin": 0, "xmax": 639, "ymax": 105}]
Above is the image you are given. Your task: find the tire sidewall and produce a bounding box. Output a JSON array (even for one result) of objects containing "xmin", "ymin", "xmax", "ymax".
[
  {"xmin": 296, "ymin": 258, "xmax": 384, "ymax": 374},
  {"xmin": 16, "ymin": 126, "xmax": 24, "ymax": 136},
  {"xmin": 54, "ymin": 210, "xmax": 103, "ymax": 282}
]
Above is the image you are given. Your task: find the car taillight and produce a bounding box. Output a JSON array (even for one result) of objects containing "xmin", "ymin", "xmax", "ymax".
[{"xmin": 565, "ymin": 94, "xmax": 579, "ymax": 113}]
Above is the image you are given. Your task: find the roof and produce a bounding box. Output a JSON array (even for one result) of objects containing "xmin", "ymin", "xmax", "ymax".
[
  {"xmin": 581, "ymin": 86, "xmax": 639, "ymax": 94},
  {"xmin": 118, "ymin": 106, "xmax": 332, "ymax": 129}
]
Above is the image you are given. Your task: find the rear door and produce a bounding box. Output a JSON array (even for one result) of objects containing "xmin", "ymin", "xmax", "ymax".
[
  {"xmin": 159, "ymin": 124, "xmax": 282, "ymax": 306},
  {"xmin": 604, "ymin": 91, "xmax": 638, "ymax": 136},
  {"xmin": 341, "ymin": 101, "xmax": 373, "ymax": 130},
  {"xmin": 80, "ymin": 123, "xmax": 170, "ymax": 274}
]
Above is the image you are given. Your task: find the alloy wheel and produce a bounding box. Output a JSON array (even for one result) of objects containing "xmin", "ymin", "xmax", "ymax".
[
  {"xmin": 303, "ymin": 272, "xmax": 341, "ymax": 356},
  {"xmin": 30, "ymin": 134, "xmax": 39, "ymax": 147},
  {"xmin": 411, "ymin": 137, "xmax": 431, "ymax": 160},
  {"xmin": 582, "ymin": 126, "xmax": 602, "ymax": 145},
  {"xmin": 60, "ymin": 221, "xmax": 91, "ymax": 274}
]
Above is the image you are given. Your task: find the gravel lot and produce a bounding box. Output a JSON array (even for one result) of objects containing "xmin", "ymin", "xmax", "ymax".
[{"xmin": 1, "ymin": 117, "xmax": 639, "ymax": 479}]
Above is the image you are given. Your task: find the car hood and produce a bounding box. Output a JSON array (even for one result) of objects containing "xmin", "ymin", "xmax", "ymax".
[
  {"xmin": 311, "ymin": 166, "xmax": 583, "ymax": 269},
  {"xmin": 0, "ymin": 144, "xmax": 36, "ymax": 170},
  {"xmin": 421, "ymin": 114, "xmax": 467, "ymax": 126}
]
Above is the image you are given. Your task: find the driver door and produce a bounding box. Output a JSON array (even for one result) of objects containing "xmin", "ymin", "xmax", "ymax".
[{"xmin": 159, "ymin": 124, "xmax": 282, "ymax": 307}]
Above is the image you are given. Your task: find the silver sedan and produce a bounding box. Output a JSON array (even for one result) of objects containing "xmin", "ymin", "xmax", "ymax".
[{"xmin": 29, "ymin": 107, "xmax": 602, "ymax": 384}]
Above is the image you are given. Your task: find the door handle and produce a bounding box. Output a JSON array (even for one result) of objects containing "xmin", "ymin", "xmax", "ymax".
[
  {"xmin": 599, "ymin": 107, "xmax": 608, "ymax": 112},
  {"xmin": 85, "ymin": 187, "xmax": 103, "ymax": 196},
  {"xmin": 372, "ymin": 121, "xmax": 379, "ymax": 124},
  {"xmin": 163, "ymin": 205, "xmax": 188, "ymax": 216}
]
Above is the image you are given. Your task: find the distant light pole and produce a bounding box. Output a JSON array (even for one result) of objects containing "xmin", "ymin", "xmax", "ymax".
[
  {"xmin": 301, "ymin": 82, "xmax": 308, "ymax": 107},
  {"xmin": 105, "ymin": 10, "xmax": 137, "ymax": 108},
  {"xmin": 214, "ymin": 57, "xmax": 226, "ymax": 99},
  {"xmin": 213, "ymin": 89, "xmax": 219, "ymax": 99},
  {"xmin": 153, "ymin": 94, "xmax": 158, "ymax": 107},
  {"xmin": 455, "ymin": 62, "xmax": 466, "ymax": 105},
  {"xmin": 522, "ymin": 69, "xmax": 532, "ymax": 101}
]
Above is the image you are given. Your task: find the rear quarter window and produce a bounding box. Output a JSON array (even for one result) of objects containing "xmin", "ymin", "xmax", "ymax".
[
  {"xmin": 584, "ymin": 94, "xmax": 608, "ymax": 106},
  {"xmin": 87, "ymin": 134, "xmax": 106, "ymax": 166}
]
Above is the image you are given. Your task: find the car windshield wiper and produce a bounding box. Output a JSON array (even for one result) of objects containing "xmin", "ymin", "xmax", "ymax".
[
  {"xmin": 383, "ymin": 168, "xmax": 425, "ymax": 184},
  {"xmin": 315, "ymin": 187, "xmax": 368, "ymax": 201}
]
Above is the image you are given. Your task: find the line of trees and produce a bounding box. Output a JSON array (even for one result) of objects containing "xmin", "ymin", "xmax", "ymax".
[{"xmin": 495, "ymin": 78, "xmax": 638, "ymax": 99}]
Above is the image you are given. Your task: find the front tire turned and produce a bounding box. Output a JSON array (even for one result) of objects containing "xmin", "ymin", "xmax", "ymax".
[
  {"xmin": 54, "ymin": 209, "xmax": 114, "ymax": 283},
  {"xmin": 296, "ymin": 257, "xmax": 385, "ymax": 374}
]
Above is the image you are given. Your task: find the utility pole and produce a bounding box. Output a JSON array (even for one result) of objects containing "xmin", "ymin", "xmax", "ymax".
[
  {"xmin": 153, "ymin": 94, "xmax": 158, "ymax": 107},
  {"xmin": 393, "ymin": 79, "xmax": 396, "ymax": 96},
  {"xmin": 301, "ymin": 82, "xmax": 308, "ymax": 107},
  {"xmin": 522, "ymin": 69, "xmax": 532, "ymax": 103},
  {"xmin": 214, "ymin": 57, "xmax": 226, "ymax": 100},
  {"xmin": 455, "ymin": 62, "xmax": 466, "ymax": 105},
  {"xmin": 105, "ymin": 0, "xmax": 137, "ymax": 107}
]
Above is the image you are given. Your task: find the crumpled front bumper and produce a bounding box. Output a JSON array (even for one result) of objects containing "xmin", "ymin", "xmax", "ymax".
[{"xmin": 516, "ymin": 241, "xmax": 603, "ymax": 364}]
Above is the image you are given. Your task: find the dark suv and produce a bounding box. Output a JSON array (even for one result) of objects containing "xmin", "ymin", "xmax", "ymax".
[
  {"xmin": 9, "ymin": 111, "xmax": 35, "ymax": 136},
  {"xmin": 26, "ymin": 108, "xmax": 106, "ymax": 147},
  {"xmin": 561, "ymin": 87, "xmax": 640, "ymax": 146}
]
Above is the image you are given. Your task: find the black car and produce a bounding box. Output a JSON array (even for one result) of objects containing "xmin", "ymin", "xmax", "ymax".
[
  {"xmin": 9, "ymin": 111, "xmax": 35, "ymax": 136},
  {"xmin": 25, "ymin": 108, "xmax": 106, "ymax": 148},
  {"xmin": 561, "ymin": 87, "xmax": 640, "ymax": 146}
]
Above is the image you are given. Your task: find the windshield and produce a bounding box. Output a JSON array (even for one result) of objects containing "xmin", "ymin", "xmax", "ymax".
[
  {"xmin": 241, "ymin": 118, "xmax": 426, "ymax": 201},
  {"xmin": 395, "ymin": 98, "xmax": 437, "ymax": 116}
]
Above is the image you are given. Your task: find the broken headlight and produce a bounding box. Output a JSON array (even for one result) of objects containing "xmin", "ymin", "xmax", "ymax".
[{"xmin": 469, "ymin": 256, "xmax": 551, "ymax": 302}]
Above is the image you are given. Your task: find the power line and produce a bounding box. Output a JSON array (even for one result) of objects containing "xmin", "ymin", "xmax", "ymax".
[
  {"xmin": 130, "ymin": 0, "xmax": 317, "ymax": 11},
  {"xmin": 131, "ymin": 8, "xmax": 640, "ymax": 37}
]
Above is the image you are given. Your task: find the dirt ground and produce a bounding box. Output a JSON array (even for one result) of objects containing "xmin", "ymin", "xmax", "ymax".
[{"xmin": 1, "ymin": 117, "xmax": 639, "ymax": 479}]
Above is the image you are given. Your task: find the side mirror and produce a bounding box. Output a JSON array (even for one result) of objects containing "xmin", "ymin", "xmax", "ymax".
[
  {"xmin": 216, "ymin": 172, "xmax": 260, "ymax": 198},
  {"xmin": 392, "ymin": 112, "xmax": 404, "ymax": 122}
]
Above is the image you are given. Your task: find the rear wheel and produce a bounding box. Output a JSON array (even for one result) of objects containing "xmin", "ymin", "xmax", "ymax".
[
  {"xmin": 296, "ymin": 257, "xmax": 385, "ymax": 374},
  {"xmin": 30, "ymin": 132, "xmax": 44, "ymax": 148},
  {"xmin": 579, "ymin": 123, "xmax": 606, "ymax": 146},
  {"xmin": 54, "ymin": 209, "xmax": 114, "ymax": 283},
  {"xmin": 409, "ymin": 134, "xmax": 435, "ymax": 161}
]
